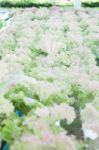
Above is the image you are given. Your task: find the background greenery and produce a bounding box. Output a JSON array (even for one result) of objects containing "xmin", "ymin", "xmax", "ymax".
[{"xmin": 0, "ymin": 0, "xmax": 99, "ymax": 7}]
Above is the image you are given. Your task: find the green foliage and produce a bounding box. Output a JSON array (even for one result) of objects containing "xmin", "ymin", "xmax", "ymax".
[
  {"xmin": 71, "ymin": 84, "xmax": 94, "ymax": 108},
  {"xmin": 0, "ymin": 0, "xmax": 69, "ymax": 6},
  {"xmin": 80, "ymin": 22, "xmax": 89, "ymax": 33},
  {"xmin": 0, "ymin": 6, "xmax": 99, "ymax": 150},
  {"xmin": 60, "ymin": 117, "xmax": 83, "ymax": 139},
  {"xmin": 23, "ymin": 59, "xmax": 37, "ymax": 75},
  {"xmin": 43, "ymin": 92, "xmax": 67, "ymax": 106},
  {"xmin": 3, "ymin": 38, "xmax": 17, "ymax": 51},
  {"xmin": 4, "ymin": 84, "xmax": 33, "ymax": 114},
  {"xmin": 87, "ymin": 39, "xmax": 99, "ymax": 59},
  {"xmin": 0, "ymin": 20, "xmax": 6, "ymax": 29},
  {"xmin": 63, "ymin": 40, "xmax": 77, "ymax": 51},
  {"xmin": 30, "ymin": 47, "xmax": 48, "ymax": 57},
  {"xmin": 0, "ymin": 116, "xmax": 21, "ymax": 143},
  {"xmin": 63, "ymin": 25, "xmax": 70, "ymax": 33}
]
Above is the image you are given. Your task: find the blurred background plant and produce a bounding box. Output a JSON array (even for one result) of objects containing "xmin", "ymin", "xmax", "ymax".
[
  {"xmin": 0, "ymin": 0, "xmax": 99, "ymax": 7},
  {"xmin": 0, "ymin": 19, "xmax": 6, "ymax": 28}
]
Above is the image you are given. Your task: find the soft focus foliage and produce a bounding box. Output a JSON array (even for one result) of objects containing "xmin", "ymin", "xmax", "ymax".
[{"xmin": 0, "ymin": 7, "xmax": 99, "ymax": 150}]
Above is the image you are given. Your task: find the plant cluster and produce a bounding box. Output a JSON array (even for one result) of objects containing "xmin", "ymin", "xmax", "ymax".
[{"xmin": 0, "ymin": 7, "xmax": 99, "ymax": 150}]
